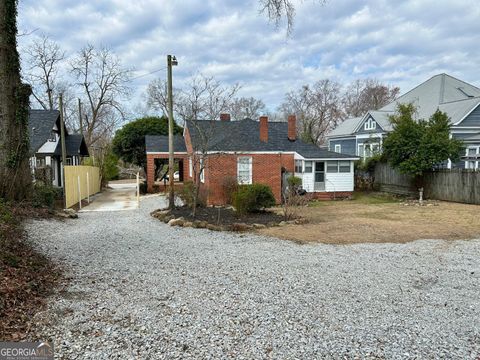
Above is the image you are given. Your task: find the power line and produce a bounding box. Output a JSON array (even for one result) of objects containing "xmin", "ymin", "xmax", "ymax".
[{"xmin": 130, "ymin": 66, "xmax": 167, "ymax": 81}]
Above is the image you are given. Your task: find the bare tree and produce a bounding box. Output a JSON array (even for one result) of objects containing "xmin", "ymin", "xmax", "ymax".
[
  {"xmin": 176, "ymin": 74, "xmax": 240, "ymax": 122},
  {"xmin": 70, "ymin": 44, "xmax": 131, "ymax": 146},
  {"xmin": 147, "ymin": 74, "xmax": 240, "ymax": 124},
  {"xmin": 146, "ymin": 78, "xmax": 169, "ymax": 116},
  {"xmin": 25, "ymin": 35, "xmax": 65, "ymax": 110},
  {"xmin": 344, "ymin": 79, "xmax": 400, "ymax": 117},
  {"xmin": 228, "ymin": 96, "xmax": 266, "ymax": 120},
  {"xmin": 279, "ymin": 79, "xmax": 344, "ymax": 145},
  {"xmin": 259, "ymin": 0, "xmax": 326, "ymax": 34}
]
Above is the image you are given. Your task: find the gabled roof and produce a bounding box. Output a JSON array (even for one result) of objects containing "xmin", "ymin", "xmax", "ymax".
[
  {"xmin": 328, "ymin": 117, "xmax": 362, "ymax": 137},
  {"xmin": 328, "ymin": 73, "xmax": 480, "ymax": 137},
  {"xmin": 381, "ymin": 74, "xmax": 480, "ymax": 119},
  {"xmin": 186, "ymin": 119, "xmax": 356, "ymax": 159},
  {"xmin": 53, "ymin": 134, "xmax": 89, "ymax": 157},
  {"xmin": 28, "ymin": 109, "xmax": 63, "ymax": 153},
  {"xmin": 146, "ymin": 135, "xmax": 187, "ymax": 153}
]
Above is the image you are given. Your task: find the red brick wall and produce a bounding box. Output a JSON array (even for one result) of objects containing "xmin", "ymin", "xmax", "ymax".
[
  {"xmin": 146, "ymin": 153, "xmax": 189, "ymax": 193},
  {"xmin": 204, "ymin": 153, "xmax": 295, "ymax": 205}
]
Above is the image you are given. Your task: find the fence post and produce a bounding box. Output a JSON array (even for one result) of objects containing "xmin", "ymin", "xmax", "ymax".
[
  {"xmin": 77, "ymin": 175, "xmax": 82, "ymax": 210},
  {"xmin": 137, "ymin": 172, "xmax": 140, "ymax": 207},
  {"xmin": 87, "ymin": 171, "xmax": 90, "ymax": 203}
]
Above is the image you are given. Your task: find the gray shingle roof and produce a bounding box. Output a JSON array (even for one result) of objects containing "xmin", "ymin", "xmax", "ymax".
[
  {"xmin": 328, "ymin": 74, "xmax": 480, "ymax": 137},
  {"xmin": 328, "ymin": 117, "xmax": 362, "ymax": 137},
  {"xmin": 28, "ymin": 109, "xmax": 61, "ymax": 153},
  {"xmin": 53, "ymin": 134, "xmax": 89, "ymax": 157},
  {"xmin": 145, "ymin": 135, "xmax": 187, "ymax": 153},
  {"xmin": 187, "ymin": 119, "xmax": 356, "ymax": 159}
]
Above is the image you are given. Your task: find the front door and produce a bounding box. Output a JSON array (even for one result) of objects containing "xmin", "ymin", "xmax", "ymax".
[{"xmin": 314, "ymin": 161, "xmax": 325, "ymax": 191}]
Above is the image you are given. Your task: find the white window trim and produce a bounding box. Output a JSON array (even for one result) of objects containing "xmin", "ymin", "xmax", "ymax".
[
  {"xmin": 189, "ymin": 158, "xmax": 193, "ymax": 177},
  {"xmin": 199, "ymin": 158, "xmax": 205, "ymax": 183},
  {"xmin": 465, "ymin": 146, "xmax": 479, "ymax": 170},
  {"xmin": 364, "ymin": 118, "xmax": 377, "ymax": 131},
  {"xmin": 237, "ymin": 156, "xmax": 252, "ymax": 184},
  {"xmin": 334, "ymin": 144, "xmax": 341, "ymax": 153},
  {"xmin": 295, "ymin": 160, "xmax": 303, "ymax": 174},
  {"xmin": 358, "ymin": 143, "xmax": 380, "ymax": 158}
]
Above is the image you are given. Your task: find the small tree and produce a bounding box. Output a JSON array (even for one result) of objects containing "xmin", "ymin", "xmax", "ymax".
[
  {"xmin": 383, "ymin": 104, "xmax": 463, "ymax": 188},
  {"xmin": 112, "ymin": 116, "xmax": 182, "ymax": 174}
]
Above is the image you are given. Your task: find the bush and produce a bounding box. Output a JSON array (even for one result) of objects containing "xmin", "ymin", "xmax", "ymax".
[
  {"xmin": 222, "ymin": 176, "xmax": 238, "ymax": 205},
  {"xmin": 233, "ymin": 184, "xmax": 276, "ymax": 215},
  {"xmin": 31, "ymin": 183, "xmax": 62, "ymax": 209},
  {"xmin": 179, "ymin": 181, "xmax": 206, "ymax": 208}
]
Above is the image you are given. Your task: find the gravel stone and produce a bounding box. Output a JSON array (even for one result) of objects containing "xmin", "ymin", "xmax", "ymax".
[{"xmin": 26, "ymin": 196, "xmax": 480, "ymax": 359}]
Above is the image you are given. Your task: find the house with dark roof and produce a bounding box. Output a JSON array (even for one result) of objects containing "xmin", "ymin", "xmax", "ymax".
[
  {"xmin": 29, "ymin": 109, "xmax": 89, "ymax": 187},
  {"xmin": 146, "ymin": 114, "xmax": 358, "ymax": 205},
  {"xmin": 326, "ymin": 73, "xmax": 480, "ymax": 170}
]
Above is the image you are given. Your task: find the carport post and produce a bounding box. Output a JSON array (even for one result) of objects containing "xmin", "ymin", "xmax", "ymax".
[{"xmin": 77, "ymin": 176, "xmax": 82, "ymax": 210}]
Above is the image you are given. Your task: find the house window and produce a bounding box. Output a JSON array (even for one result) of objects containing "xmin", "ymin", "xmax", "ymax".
[
  {"xmin": 465, "ymin": 147, "xmax": 479, "ymax": 170},
  {"xmin": 327, "ymin": 161, "xmax": 339, "ymax": 173},
  {"xmin": 364, "ymin": 118, "xmax": 377, "ymax": 130},
  {"xmin": 295, "ymin": 160, "xmax": 303, "ymax": 173},
  {"xmin": 237, "ymin": 157, "xmax": 252, "ymax": 184},
  {"xmin": 304, "ymin": 161, "xmax": 313, "ymax": 173},
  {"xmin": 334, "ymin": 144, "xmax": 341, "ymax": 153},
  {"xmin": 358, "ymin": 143, "xmax": 380, "ymax": 158},
  {"xmin": 199, "ymin": 158, "xmax": 205, "ymax": 183},
  {"xmin": 36, "ymin": 158, "xmax": 46, "ymax": 167},
  {"xmin": 189, "ymin": 158, "xmax": 193, "ymax": 177},
  {"xmin": 339, "ymin": 161, "xmax": 351, "ymax": 173}
]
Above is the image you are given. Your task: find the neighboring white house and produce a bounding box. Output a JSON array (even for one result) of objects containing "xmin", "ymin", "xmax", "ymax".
[{"xmin": 29, "ymin": 110, "xmax": 89, "ymax": 187}]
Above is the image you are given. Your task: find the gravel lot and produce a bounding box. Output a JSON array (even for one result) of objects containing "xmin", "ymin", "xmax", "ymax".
[{"xmin": 27, "ymin": 196, "xmax": 480, "ymax": 359}]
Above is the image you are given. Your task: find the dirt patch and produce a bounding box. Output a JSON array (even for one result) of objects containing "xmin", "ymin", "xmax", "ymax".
[
  {"xmin": 0, "ymin": 203, "xmax": 62, "ymax": 341},
  {"xmin": 259, "ymin": 193, "xmax": 480, "ymax": 244},
  {"xmin": 170, "ymin": 206, "xmax": 285, "ymax": 226}
]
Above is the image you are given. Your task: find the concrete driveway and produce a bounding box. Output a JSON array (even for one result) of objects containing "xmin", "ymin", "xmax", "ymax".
[{"xmin": 80, "ymin": 182, "xmax": 138, "ymax": 212}]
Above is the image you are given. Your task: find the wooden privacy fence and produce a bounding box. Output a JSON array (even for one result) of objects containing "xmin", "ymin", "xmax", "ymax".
[
  {"xmin": 64, "ymin": 166, "xmax": 101, "ymax": 208},
  {"xmin": 373, "ymin": 162, "xmax": 480, "ymax": 204}
]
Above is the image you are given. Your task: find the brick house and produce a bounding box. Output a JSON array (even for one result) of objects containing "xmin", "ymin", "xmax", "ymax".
[{"xmin": 146, "ymin": 114, "xmax": 359, "ymax": 205}]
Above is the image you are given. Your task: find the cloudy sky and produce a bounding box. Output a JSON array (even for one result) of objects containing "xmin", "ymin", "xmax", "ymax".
[{"xmin": 17, "ymin": 0, "xmax": 480, "ymax": 114}]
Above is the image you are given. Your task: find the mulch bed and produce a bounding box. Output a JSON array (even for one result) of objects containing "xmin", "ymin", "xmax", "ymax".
[
  {"xmin": 170, "ymin": 206, "xmax": 285, "ymax": 226},
  {"xmin": 0, "ymin": 203, "xmax": 62, "ymax": 341}
]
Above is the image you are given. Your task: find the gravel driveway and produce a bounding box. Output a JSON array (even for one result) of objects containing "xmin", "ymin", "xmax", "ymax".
[{"xmin": 27, "ymin": 196, "xmax": 480, "ymax": 359}]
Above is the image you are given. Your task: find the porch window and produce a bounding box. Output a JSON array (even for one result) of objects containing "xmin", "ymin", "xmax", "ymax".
[
  {"xmin": 295, "ymin": 160, "xmax": 303, "ymax": 173},
  {"xmin": 327, "ymin": 161, "xmax": 338, "ymax": 173},
  {"xmin": 339, "ymin": 161, "xmax": 351, "ymax": 173},
  {"xmin": 237, "ymin": 157, "xmax": 252, "ymax": 184},
  {"xmin": 358, "ymin": 143, "xmax": 380, "ymax": 158},
  {"xmin": 304, "ymin": 161, "xmax": 313, "ymax": 173}
]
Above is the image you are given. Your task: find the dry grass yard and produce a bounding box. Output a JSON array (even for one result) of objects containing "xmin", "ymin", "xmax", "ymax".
[{"xmin": 260, "ymin": 192, "xmax": 480, "ymax": 244}]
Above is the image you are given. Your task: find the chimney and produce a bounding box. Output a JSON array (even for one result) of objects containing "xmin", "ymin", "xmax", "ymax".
[
  {"xmin": 288, "ymin": 115, "xmax": 296, "ymax": 141},
  {"xmin": 220, "ymin": 113, "xmax": 230, "ymax": 121},
  {"xmin": 259, "ymin": 116, "xmax": 268, "ymax": 142}
]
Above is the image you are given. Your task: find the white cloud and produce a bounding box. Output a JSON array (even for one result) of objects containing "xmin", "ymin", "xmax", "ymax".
[{"xmin": 18, "ymin": 0, "xmax": 480, "ymax": 115}]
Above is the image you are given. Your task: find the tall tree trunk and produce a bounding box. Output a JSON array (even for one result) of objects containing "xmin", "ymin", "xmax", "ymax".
[{"xmin": 0, "ymin": 0, "xmax": 32, "ymax": 200}]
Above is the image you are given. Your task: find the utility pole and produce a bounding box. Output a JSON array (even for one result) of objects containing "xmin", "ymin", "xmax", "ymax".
[
  {"xmin": 78, "ymin": 98, "xmax": 83, "ymax": 136},
  {"xmin": 167, "ymin": 55, "xmax": 178, "ymax": 209},
  {"xmin": 59, "ymin": 94, "xmax": 67, "ymax": 207}
]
